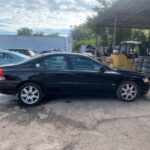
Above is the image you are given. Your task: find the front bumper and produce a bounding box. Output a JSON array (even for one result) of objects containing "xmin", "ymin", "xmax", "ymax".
[{"xmin": 141, "ymin": 82, "xmax": 149, "ymax": 95}]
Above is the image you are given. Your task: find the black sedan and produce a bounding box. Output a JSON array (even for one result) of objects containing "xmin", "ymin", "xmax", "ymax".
[{"xmin": 0, "ymin": 53, "xmax": 149, "ymax": 106}]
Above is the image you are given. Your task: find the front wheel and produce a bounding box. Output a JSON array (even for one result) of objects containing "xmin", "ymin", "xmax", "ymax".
[
  {"xmin": 18, "ymin": 83, "xmax": 43, "ymax": 106},
  {"xmin": 117, "ymin": 81, "xmax": 139, "ymax": 102}
]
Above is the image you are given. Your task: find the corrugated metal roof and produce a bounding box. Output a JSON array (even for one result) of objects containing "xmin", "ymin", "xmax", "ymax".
[{"xmin": 98, "ymin": 0, "xmax": 150, "ymax": 29}]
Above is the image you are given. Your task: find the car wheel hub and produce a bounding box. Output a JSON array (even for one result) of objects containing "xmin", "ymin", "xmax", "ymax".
[
  {"xmin": 120, "ymin": 83, "xmax": 137, "ymax": 101},
  {"xmin": 21, "ymin": 86, "xmax": 40, "ymax": 104}
]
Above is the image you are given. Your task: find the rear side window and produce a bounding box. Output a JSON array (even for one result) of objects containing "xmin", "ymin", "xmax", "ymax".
[
  {"xmin": 44, "ymin": 56, "xmax": 68, "ymax": 71},
  {"xmin": 36, "ymin": 55, "xmax": 69, "ymax": 71}
]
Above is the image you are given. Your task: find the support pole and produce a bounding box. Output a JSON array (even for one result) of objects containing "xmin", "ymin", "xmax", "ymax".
[
  {"xmin": 95, "ymin": 34, "xmax": 98, "ymax": 57},
  {"xmin": 113, "ymin": 15, "xmax": 117, "ymax": 49}
]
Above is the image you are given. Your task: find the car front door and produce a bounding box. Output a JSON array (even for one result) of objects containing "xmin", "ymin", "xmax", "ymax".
[
  {"xmin": 33, "ymin": 54, "xmax": 73, "ymax": 94},
  {"xmin": 68, "ymin": 55, "xmax": 116, "ymax": 94}
]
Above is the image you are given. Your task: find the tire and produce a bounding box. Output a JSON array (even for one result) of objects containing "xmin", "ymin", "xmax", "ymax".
[
  {"xmin": 135, "ymin": 63, "xmax": 143, "ymax": 68},
  {"xmin": 117, "ymin": 81, "xmax": 139, "ymax": 102},
  {"xmin": 144, "ymin": 58, "xmax": 150, "ymax": 63},
  {"xmin": 139, "ymin": 56, "xmax": 150, "ymax": 59},
  {"xmin": 142, "ymin": 67, "xmax": 150, "ymax": 73},
  {"xmin": 135, "ymin": 58, "xmax": 143, "ymax": 63},
  {"xmin": 143, "ymin": 63, "xmax": 150, "ymax": 68},
  {"xmin": 18, "ymin": 83, "xmax": 43, "ymax": 106},
  {"xmin": 144, "ymin": 73, "xmax": 150, "ymax": 77},
  {"xmin": 135, "ymin": 66, "xmax": 142, "ymax": 72}
]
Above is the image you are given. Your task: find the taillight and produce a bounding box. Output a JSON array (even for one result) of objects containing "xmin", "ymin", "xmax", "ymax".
[{"xmin": 0, "ymin": 69, "xmax": 5, "ymax": 80}]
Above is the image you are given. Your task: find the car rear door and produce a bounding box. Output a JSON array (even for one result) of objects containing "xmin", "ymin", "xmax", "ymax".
[{"xmin": 33, "ymin": 54, "xmax": 74, "ymax": 94}]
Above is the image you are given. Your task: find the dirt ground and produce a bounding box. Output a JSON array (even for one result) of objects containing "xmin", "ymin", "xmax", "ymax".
[{"xmin": 0, "ymin": 92, "xmax": 150, "ymax": 150}]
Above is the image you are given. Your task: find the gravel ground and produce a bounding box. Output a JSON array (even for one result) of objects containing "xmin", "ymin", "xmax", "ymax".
[{"xmin": 0, "ymin": 92, "xmax": 150, "ymax": 150}]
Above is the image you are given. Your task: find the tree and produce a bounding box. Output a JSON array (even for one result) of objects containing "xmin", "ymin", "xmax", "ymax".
[
  {"xmin": 87, "ymin": 0, "xmax": 123, "ymax": 47},
  {"xmin": 33, "ymin": 32, "xmax": 45, "ymax": 36},
  {"xmin": 132, "ymin": 29, "xmax": 147, "ymax": 41},
  {"xmin": 71, "ymin": 24, "xmax": 96, "ymax": 51},
  {"xmin": 17, "ymin": 27, "xmax": 33, "ymax": 36},
  {"xmin": 47, "ymin": 33, "xmax": 59, "ymax": 37},
  {"xmin": 71, "ymin": 24, "xmax": 94, "ymax": 40},
  {"xmin": 72, "ymin": 0, "xmax": 148, "ymax": 51}
]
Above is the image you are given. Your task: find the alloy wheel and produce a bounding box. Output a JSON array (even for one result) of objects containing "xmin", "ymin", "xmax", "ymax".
[
  {"xmin": 120, "ymin": 83, "xmax": 138, "ymax": 101},
  {"xmin": 21, "ymin": 86, "xmax": 40, "ymax": 105}
]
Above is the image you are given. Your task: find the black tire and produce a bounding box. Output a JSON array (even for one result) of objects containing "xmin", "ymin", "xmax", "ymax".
[
  {"xmin": 139, "ymin": 56, "xmax": 150, "ymax": 59},
  {"xmin": 144, "ymin": 58, "xmax": 150, "ymax": 63},
  {"xmin": 143, "ymin": 63, "xmax": 150, "ymax": 68},
  {"xmin": 144, "ymin": 73, "xmax": 150, "ymax": 77},
  {"xmin": 135, "ymin": 66, "xmax": 142, "ymax": 72},
  {"xmin": 18, "ymin": 83, "xmax": 43, "ymax": 106},
  {"xmin": 135, "ymin": 63, "xmax": 143, "ymax": 68},
  {"xmin": 142, "ymin": 67, "xmax": 150, "ymax": 73},
  {"xmin": 135, "ymin": 58, "xmax": 143, "ymax": 63},
  {"xmin": 117, "ymin": 81, "xmax": 139, "ymax": 102}
]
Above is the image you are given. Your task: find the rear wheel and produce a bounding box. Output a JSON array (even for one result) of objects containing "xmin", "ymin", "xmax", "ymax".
[
  {"xmin": 18, "ymin": 83, "xmax": 43, "ymax": 106},
  {"xmin": 117, "ymin": 81, "xmax": 139, "ymax": 102}
]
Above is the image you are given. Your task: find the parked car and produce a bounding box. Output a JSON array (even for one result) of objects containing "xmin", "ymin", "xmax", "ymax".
[
  {"xmin": 0, "ymin": 53, "xmax": 149, "ymax": 106},
  {"xmin": 41, "ymin": 49, "xmax": 65, "ymax": 54},
  {"xmin": 9, "ymin": 49, "xmax": 37, "ymax": 57},
  {"xmin": 0, "ymin": 50, "xmax": 29, "ymax": 66}
]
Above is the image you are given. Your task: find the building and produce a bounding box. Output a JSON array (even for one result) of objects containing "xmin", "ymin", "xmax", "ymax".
[{"xmin": 0, "ymin": 35, "xmax": 72, "ymax": 52}]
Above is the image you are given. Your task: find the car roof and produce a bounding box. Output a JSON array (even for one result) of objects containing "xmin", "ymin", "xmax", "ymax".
[
  {"xmin": 27, "ymin": 52, "xmax": 97, "ymax": 64},
  {"xmin": 40, "ymin": 52, "xmax": 93, "ymax": 58},
  {"xmin": 43, "ymin": 52, "xmax": 85, "ymax": 56},
  {"xmin": 10, "ymin": 49, "xmax": 33, "ymax": 51}
]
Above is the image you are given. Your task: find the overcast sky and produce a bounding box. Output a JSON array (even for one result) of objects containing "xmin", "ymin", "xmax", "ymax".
[{"xmin": 0, "ymin": 0, "xmax": 98, "ymax": 35}]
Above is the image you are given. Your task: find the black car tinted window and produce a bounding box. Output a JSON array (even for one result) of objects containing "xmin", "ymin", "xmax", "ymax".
[
  {"xmin": 44, "ymin": 56, "xmax": 68, "ymax": 71},
  {"xmin": 70, "ymin": 55, "xmax": 101, "ymax": 71}
]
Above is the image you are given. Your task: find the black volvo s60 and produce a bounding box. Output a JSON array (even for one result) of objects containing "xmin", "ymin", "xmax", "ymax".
[{"xmin": 0, "ymin": 53, "xmax": 149, "ymax": 106}]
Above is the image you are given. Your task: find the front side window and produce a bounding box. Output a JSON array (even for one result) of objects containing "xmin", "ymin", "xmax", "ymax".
[{"xmin": 70, "ymin": 55, "xmax": 101, "ymax": 71}]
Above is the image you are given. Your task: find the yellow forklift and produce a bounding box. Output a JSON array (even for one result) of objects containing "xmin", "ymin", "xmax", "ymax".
[{"xmin": 107, "ymin": 41, "xmax": 150, "ymax": 71}]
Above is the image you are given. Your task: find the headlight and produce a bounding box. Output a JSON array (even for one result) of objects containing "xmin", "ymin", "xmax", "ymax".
[{"xmin": 143, "ymin": 77, "xmax": 149, "ymax": 83}]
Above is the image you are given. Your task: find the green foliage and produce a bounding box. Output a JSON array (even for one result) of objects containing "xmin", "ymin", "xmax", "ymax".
[
  {"xmin": 17, "ymin": 28, "xmax": 59, "ymax": 37},
  {"xmin": 47, "ymin": 33, "xmax": 59, "ymax": 37},
  {"xmin": 72, "ymin": 0, "xmax": 148, "ymax": 51},
  {"xmin": 33, "ymin": 32, "xmax": 45, "ymax": 36},
  {"xmin": 132, "ymin": 29, "xmax": 147, "ymax": 41},
  {"xmin": 115, "ymin": 28, "xmax": 132, "ymax": 44},
  {"xmin": 72, "ymin": 24, "xmax": 94, "ymax": 40},
  {"xmin": 17, "ymin": 27, "xmax": 33, "ymax": 36}
]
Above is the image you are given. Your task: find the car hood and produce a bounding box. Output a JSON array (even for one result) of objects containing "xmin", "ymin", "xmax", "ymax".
[{"xmin": 106, "ymin": 68, "xmax": 145, "ymax": 78}]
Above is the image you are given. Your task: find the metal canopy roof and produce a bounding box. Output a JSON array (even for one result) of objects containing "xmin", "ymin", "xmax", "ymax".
[{"xmin": 98, "ymin": 0, "xmax": 150, "ymax": 29}]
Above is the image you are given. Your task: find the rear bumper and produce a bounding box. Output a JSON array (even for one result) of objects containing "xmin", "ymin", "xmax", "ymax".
[{"xmin": 0, "ymin": 81, "xmax": 18, "ymax": 95}]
